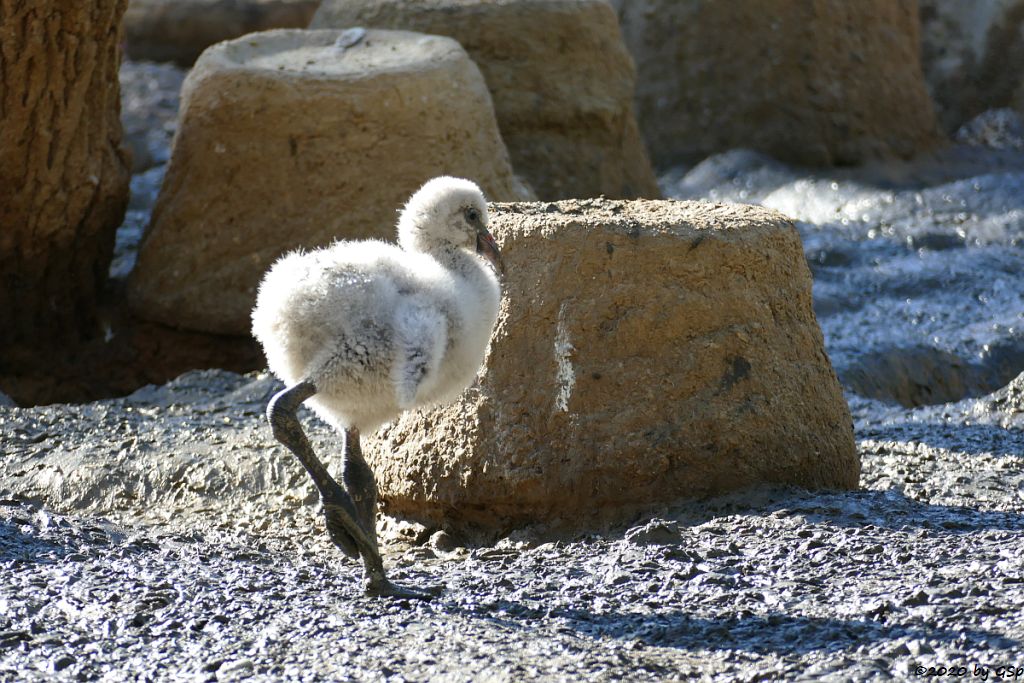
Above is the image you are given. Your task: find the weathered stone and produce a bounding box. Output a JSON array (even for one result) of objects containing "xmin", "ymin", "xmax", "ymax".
[
  {"xmin": 129, "ymin": 29, "xmax": 531, "ymax": 335},
  {"xmin": 368, "ymin": 199, "xmax": 859, "ymax": 537},
  {"xmin": 919, "ymin": 0, "xmax": 1024, "ymax": 132},
  {"xmin": 610, "ymin": 0, "xmax": 943, "ymax": 167},
  {"xmin": 311, "ymin": 0, "xmax": 659, "ymax": 201},
  {"xmin": 124, "ymin": 0, "xmax": 321, "ymax": 66}
]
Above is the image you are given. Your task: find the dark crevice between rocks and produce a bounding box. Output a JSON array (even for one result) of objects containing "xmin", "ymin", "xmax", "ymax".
[
  {"xmin": 0, "ymin": 284, "xmax": 263, "ymax": 408},
  {"xmin": 839, "ymin": 338, "xmax": 1024, "ymax": 407}
]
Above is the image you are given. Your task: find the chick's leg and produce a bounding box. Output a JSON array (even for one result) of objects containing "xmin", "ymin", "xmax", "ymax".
[
  {"xmin": 267, "ymin": 382, "xmax": 435, "ymax": 599},
  {"xmin": 342, "ymin": 428, "xmax": 439, "ymax": 599},
  {"xmin": 341, "ymin": 428, "xmax": 377, "ymax": 553}
]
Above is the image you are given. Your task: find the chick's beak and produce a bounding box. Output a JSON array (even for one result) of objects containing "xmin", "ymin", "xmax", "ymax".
[{"xmin": 476, "ymin": 230, "xmax": 506, "ymax": 276}]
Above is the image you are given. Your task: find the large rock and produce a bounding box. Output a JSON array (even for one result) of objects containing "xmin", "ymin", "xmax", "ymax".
[
  {"xmin": 129, "ymin": 29, "xmax": 531, "ymax": 336},
  {"xmin": 919, "ymin": 0, "xmax": 1024, "ymax": 131},
  {"xmin": 367, "ymin": 199, "xmax": 859, "ymax": 537},
  {"xmin": 124, "ymin": 0, "xmax": 320, "ymax": 66},
  {"xmin": 610, "ymin": 0, "xmax": 943, "ymax": 167},
  {"xmin": 311, "ymin": 0, "xmax": 659, "ymax": 201}
]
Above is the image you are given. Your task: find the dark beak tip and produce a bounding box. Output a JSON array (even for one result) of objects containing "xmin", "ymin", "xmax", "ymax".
[{"xmin": 477, "ymin": 232, "xmax": 506, "ymax": 277}]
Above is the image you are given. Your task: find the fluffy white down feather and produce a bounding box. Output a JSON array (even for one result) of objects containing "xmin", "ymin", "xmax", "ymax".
[{"xmin": 251, "ymin": 177, "xmax": 501, "ymax": 433}]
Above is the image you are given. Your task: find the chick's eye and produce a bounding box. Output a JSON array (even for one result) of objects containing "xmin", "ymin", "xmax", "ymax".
[{"xmin": 465, "ymin": 207, "xmax": 479, "ymax": 223}]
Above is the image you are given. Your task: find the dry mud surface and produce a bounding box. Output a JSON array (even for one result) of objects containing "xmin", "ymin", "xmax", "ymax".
[{"xmin": 0, "ymin": 62, "xmax": 1023, "ymax": 681}]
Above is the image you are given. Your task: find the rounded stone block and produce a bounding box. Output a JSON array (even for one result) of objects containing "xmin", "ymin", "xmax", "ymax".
[
  {"xmin": 129, "ymin": 29, "xmax": 531, "ymax": 335},
  {"xmin": 311, "ymin": 0, "xmax": 660, "ymax": 201},
  {"xmin": 368, "ymin": 199, "xmax": 860, "ymax": 537},
  {"xmin": 611, "ymin": 0, "xmax": 943, "ymax": 167}
]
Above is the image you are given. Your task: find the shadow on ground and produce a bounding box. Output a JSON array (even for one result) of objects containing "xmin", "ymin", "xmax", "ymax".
[{"xmin": 477, "ymin": 605, "xmax": 1021, "ymax": 655}]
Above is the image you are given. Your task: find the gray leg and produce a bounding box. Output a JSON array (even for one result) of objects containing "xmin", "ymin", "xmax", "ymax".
[
  {"xmin": 341, "ymin": 428, "xmax": 377, "ymax": 557},
  {"xmin": 267, "ymin": 382, "xmax": 437, "ymax": 600},
  {"xmin": 342, "ymin": 428, "xmax": 432, "ymax": 597},
  {"xmin": 268, "ymin": 382, "xmax": 362, "ymax": 558}
]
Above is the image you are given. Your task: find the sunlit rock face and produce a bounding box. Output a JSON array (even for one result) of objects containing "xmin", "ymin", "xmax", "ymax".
[{"xmin": 367, "ymin": 199, "xmax": 858, "ymax": 538}]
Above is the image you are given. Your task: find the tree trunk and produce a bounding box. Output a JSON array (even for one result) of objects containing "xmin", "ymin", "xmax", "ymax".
[{"xmin": 0, "ymin": 0, "xmax": 131, "ymax": 361}]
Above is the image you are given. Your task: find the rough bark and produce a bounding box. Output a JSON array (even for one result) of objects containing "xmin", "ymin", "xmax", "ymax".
[{"xmin": 0, "ymin": 1, "xmax": 131, "ymax": 360}]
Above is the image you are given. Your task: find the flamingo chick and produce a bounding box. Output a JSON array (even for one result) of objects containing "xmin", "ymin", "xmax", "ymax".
[{"xmin": 251, "ymin": 177, "xmax": 504, "ymax": 599}]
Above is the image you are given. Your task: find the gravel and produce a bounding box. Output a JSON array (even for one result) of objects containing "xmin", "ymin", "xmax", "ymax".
[{"xmin": 1, "ymin": 367, "xmax": 1023, "ymax": 680}]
